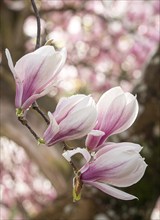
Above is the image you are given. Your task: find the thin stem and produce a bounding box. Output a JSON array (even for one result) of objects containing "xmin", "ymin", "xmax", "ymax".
[
  {"xmin": 31, "ymin": 0, "xmax": 41, "ymax": 49},
  {"xmin": 18, "ymin": 116, "xmax": 40, "ymax": 141},
  {"xmin": 32, "ymin": 102, "xmax": 50, "ymax": 125}
]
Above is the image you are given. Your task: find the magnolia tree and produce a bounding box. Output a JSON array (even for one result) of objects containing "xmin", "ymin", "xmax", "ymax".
[{"xmin": 1, "ymin": 0, "xmax": 159, "ymax": 219}]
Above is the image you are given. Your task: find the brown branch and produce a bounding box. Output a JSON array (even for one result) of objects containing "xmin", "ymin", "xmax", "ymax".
[
  {"xmin": 32, "ymin": 102, "xmax": 50, "ymax": 125},
  {"xmin": 18, "ymin": 116, "xmax": 42, "ymax": 143},
  {"xmin": 31, "ymin": 0, "xmax": 41, "ymax": 49}
]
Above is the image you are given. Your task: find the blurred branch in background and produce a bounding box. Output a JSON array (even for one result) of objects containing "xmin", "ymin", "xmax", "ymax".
[{"xmin": 0, "ymin": 0, "xmax": 159, "ymax": 220}]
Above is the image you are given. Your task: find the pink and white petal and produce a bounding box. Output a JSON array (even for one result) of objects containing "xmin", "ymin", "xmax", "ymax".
[
  {"xmin": 93, "ymin": 145, "xmax": 142, "ymax": 171},
  {"xmin": 32, "ymin": 51, "xmax": 65, "ymax": 88},
  {"xmin": 55, "ymin": 47, "xmax": 67, "ymax": 74},
  {"xmin": 98, "ymin": 93, "xmax": 127, "ymax": 133},
  {"xmin": 80, "ymin": 163, "xmax": 90, "ymax": 174},
  {"xmin": 21, "ymin": 82, "xmax": 57, "ymax": 110},
  {"xmin": 97, "ymin": 87, "xmax": 124, "ymax": 117},
  {"xmin": 88, "ymin": 130, "xmax": 105, "ymax": 136},
  {"xmin": 98, "ymin": 154, "xmax": 146, "ymax": 185},
  {"xmin": 85, "ymin": 135, "xmax": 102, "ymax": 151},
  {"xmin": 84, "ymin": 181, "xmax": 137, "ymax": 200},
  {"xmin": 59, "ymin": 106, "xmax": 97, "ymax": 138},
  {"xmin": 105, "ymin": 159, "xmax": 147, "ymax": 187},
  {"xmin": 5, "ymin": 49, "xmax": 16, "ymax": 77},
  {"xmin": 62, "ymin": 148, "xmax": 91, "ymax": 163},
  {"xmin": 95, "ymin": 142, "xmax": 142, "ymax": 159},
  {"xmin": 33, "ymin": 45, "xmax": 56, "ymax": 55},
  {"xmin": 53, "ymin": 95, "xmax": 86, "ymax": 121},
  {"xmin": 69, "ymin": 96, "xmax": 95, "ymax": 114},
  {"xmin": 15, "ymin": 82, "xmax": 24, "ymax": 108},
  {"xmin": 14, "ymin": 46, "xmax": 61, "ymax": 85},
  {"xmin": 43, "ymin": 112, "xmax": 60, "ymax": 144},
  {"xmin": 111, "ymin": 96, "xmax": 139, "ymax": 135}
]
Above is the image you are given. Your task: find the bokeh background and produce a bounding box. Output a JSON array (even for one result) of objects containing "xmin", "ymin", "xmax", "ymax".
[{"xmin": 0, "ymin": 0, "xmax": 160, "ymax": 219}]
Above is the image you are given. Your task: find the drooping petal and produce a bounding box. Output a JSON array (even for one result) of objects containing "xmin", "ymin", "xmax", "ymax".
[
  {"xmin": 84, "ymin": 181, "xmax": 137, "ymax": 200},
  {"xmin": 62, "ymin": 148, "xmax": 91, "ymax": 163}
]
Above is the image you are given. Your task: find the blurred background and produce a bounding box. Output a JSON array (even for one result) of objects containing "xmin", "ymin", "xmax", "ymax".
[{"xmin": 0, "ymin": 0, "xmax": 159, "ymax": 219}]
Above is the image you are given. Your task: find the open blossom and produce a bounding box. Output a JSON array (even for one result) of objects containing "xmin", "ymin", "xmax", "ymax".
[
  {"xmin": 86, "ymin": 87, "xmax": 139, "ymax": 151},
  {"xmin": 5, "ymin": 45, "xmax": 67, "ymax": 112},
  {"xmin": 43, "ymin": 94, "xmax": 97, "ymax": 146},
  {"xmin": 63, "ymin": 143, "xmax": 147, "ymax": 201}
]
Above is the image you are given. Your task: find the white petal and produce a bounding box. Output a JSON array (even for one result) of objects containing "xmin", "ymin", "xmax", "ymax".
[
  {"xmin": 84, "ymin": 181, "xmax": 137, "ymax": 200},
  {"xmin": 53, "ymin": 94, "xmax": 87, "ymax": 121},
  {"xmin": 59, "ymin": 105, "xmax": 97, "ymax": 139},
  {"xmin": 98, "ymin": 93, "xmax": 126, "ymax": 133},
  {"xmin": 62, "ymin": 148, "xmax": 91, "ymax": 163},
  {"xmin": 105, "ymin": 159, "xmax": 147, "ymax": 187},
  {"xmin": 88, "ymin": 130, "xmax": 105, "ymax": 136},
  {"xmin": 95, "ymin": 142, "xmax": 142, "ymax": 159},
  {"xmin": 93, "ymin": 143, "xmax": 143, "ymax": 171},
  {"xmin": 5, "ymin": 48, "xmax": 16, "ymax": 77},
  {"xmin": 21, "ymin": 84, "xmax": 57, "ymax": 110},
  {"xmin": 43, "ymin": 112, "xmax": 60, "ymax": 144},
  {"xmin": 97, "ymin": 87, "xmax": 124, "ymax": 116},
  {"xmin": 111, "ymin": 95, "xmax": 139, "ymax": 135}
]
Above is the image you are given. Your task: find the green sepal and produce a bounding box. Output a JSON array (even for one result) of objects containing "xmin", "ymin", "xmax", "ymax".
[
  {"xmin": 16, "ymin": 108, "xmax": 24, "ymax": 117},
  {"xmin": 73, "ymin": 186, "xmax": 81, "ymax": 202},
  {"xmin": 37, "ymin": 138, "xmax": 45, "ymax": 145}
]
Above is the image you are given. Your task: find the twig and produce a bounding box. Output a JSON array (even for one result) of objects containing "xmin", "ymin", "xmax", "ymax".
[
  {"xmin": 18, "ymin": 116, "xmax": 41, "ymax": 142},
  {"xmin": 32, "ymin": 102, "xmax": 50, "ymax": 125},
  {"xmin": 31, "ymin": 0, "xmax": 41, "ymax": 49}
]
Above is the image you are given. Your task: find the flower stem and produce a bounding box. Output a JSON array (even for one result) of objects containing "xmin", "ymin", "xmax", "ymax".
[
  {"xmin": 31, "ymin": 0, "xmax": 41, "ymax": 49},
  {"xmin": 18, "ymin": 116, "xmax": 43, "ymax": 143},
  {"xmin": 32, "ymin": 102, "xmax": 50, "ymax": 125}
]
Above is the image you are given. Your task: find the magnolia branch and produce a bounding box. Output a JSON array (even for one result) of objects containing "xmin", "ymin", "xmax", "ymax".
[
  {"xmin": 31, "ymin": 0, "xmax": 41, "ymax": 49},
  {"xmin": 32, "ymin": 102, "xmax": 50, "ymax": 125},
  {"xmin": 18, "ymin": 116, "xmax": 43, "ymax": 143}
]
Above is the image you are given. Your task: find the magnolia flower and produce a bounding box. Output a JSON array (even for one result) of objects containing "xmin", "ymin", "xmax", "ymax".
[
  {"xmin": 63, "ymin": 143, "xmax": 147, "ymax": 201},
  {"xmin": 86, "ymin": 87, "xmax": 139, "ymax": 151},
  {"xmin": 43, "ymin": 94, "xmax": 97, "ymax": 146},
  {"xmin": 5, "ymin": 45, "xmax": 67, "ymax": 113}
]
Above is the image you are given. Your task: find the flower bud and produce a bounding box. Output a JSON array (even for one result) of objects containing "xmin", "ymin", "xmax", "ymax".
[
  {"xmin": 43, "ymin": 94, "xmax": 97, "ymax": 146},
  {"xmin": 5, "ymin": 44, "xmax": 67, "ymax": 111}
]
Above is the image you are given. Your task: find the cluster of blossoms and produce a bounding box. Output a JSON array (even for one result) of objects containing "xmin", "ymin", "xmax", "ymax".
[{"xmin": 6, "ymin": 43, "xmax": 147, "ymax": 202}]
